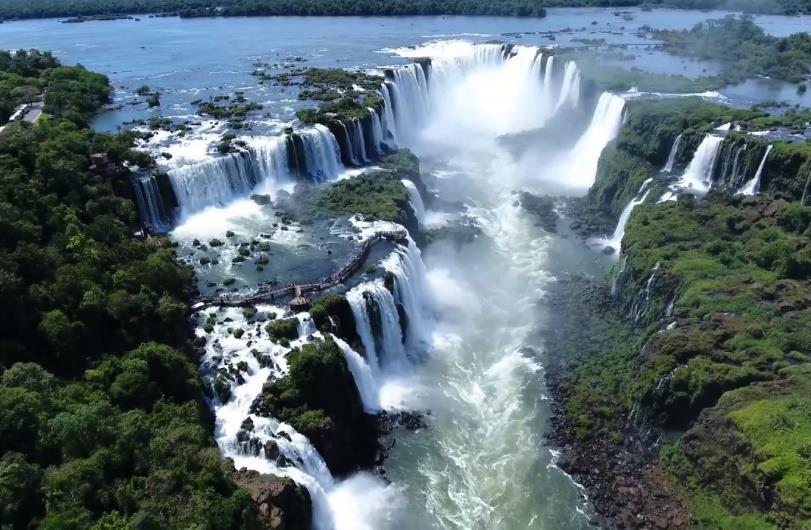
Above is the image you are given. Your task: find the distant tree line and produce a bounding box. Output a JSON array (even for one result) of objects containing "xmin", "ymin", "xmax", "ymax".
[{"xmin": 1, "ymin": 0, "xmax": 809, "ymax": 20}]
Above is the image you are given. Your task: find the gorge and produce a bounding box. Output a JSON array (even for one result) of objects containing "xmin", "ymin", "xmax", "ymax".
[{"xmin": 1, "ymin": 7, "xmax": 810, "ymax": 530}]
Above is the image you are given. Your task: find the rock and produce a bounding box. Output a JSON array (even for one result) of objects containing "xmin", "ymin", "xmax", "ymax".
[
  {"xmin": 264, "ymin": 440, "xmax": 280, "ymax": 460},
  {"xmin": 233, "ymin": 469, "xmax": 312, "ymax": 530},
  {"xmin": 251, "ymin": 193, "xmax": 272, "ymax": 205}
]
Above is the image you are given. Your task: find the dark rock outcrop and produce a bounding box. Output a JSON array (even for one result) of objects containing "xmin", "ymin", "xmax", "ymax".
[{"xmin": 233, "ymin": 469, "xmax": 312, "ymax": 530}]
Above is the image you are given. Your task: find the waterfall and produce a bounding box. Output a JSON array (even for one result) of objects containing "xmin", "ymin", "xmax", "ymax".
[
  {"xmin": 802, "ymin": 171, "xmax": 811, "ymax": 205},
  {"xmin": 611, "ymin": 255, "xmax": 628, "ymax": 297},
  {"xmin": 380, "ymin": 84, "xmax": 400, "ymax": 148},
  {"xmin": 351, "ymin": 118, "xmax": 369, "ymax": 164},
  {"xmin": 543, "ymin": 55, "xmax": 555, "ymax": 102},
  {"xmin": 662, "ymin": 134, "xmax": 682, "ymax": 173},
  {"xmin": 387, "ymin": 63, "xmax": 431, "ymax": 142},
  {"xmin": 555, "ymin": 61, "xmax": 581, "ymax": 111},
  {"xmin": 564, "ymin": 92, "xmax": 626, "ymax": 188},
  {"xmin": 332, "ymin": 335, "xmax": 381, "ymax": 412},
  {"xmin": 380, "ymin": 238, "xmax": 430, "ymax": 352},
  {"xmin": 738, "ymin": 144, "xmax": 773, "ymax": 196},
  {"xmin": 368, "ymin": 107, "xmax": 387, "ymax": 154},
  {"xmin": 297, "ymin": 124, "xmax": 344, "ymax": 182},
  {"xmin": 202, "ymin": 307, "xmax": 397, "ymax": 530},
  {"xmin": 599, "ymin": 178, "xmax": 653, "ymax": 255},
  {"xmin": 346, "ymin": 280, "xmax": 409, "ymax": 371},
  {"xmin": 168, "ymin": 149, "xmax": 263, "ymax": 216},
  {"xmin": 632, "ymin": 261, "xmax": 660, "ymax": 323},
  {"xmin": 660, "ymin": 134, "xmax": 723, "ymax": 201},
  {"xmin": 401, "ymin": 179, "xmax": 426, "ymax": 226},
  {"xmin": 130, "ymin": 172, "xmax": 173, "ymax": 231}
]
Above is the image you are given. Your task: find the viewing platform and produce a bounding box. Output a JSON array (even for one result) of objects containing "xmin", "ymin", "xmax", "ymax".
[{"xmin": 192, "ymin": 229, "xmax": 408, "ymax": 309}]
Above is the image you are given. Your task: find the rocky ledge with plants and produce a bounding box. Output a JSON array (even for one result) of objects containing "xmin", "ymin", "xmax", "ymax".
[{"xmin": 545, "ymin": 96, "xmax": 811, "ymax": 528}]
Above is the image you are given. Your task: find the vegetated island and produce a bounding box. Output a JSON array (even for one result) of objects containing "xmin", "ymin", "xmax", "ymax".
[
  {"xmin": 563, "ymin": 16, "xmax": 811, "ymax": 94},
  {"xmin": 2, "ymin": 0, "xmax": 811, "ymax": 21}
]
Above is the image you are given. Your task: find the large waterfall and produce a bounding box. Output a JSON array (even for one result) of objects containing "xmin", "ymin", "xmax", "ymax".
[
  {"xmin": 180, "ymin": 39, "xmax": 629, "ymax": 529},
  {"xmin": 563, "ymin": 93, "xmax": 626, "ymax": 189},
  {"xmin": 163, "ymin": 125, "xmax": 345, "ymax": 219}
]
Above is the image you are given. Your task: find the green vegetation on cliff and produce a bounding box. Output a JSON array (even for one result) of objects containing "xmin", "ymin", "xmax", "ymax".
[
  {"xmin": 284, "ymin": 150, "xmax": 421, "ymax": 228},
  {"xmin": 250, "ymin": 336, "xmax": 378, "ymax": 475},
  {"xmin": 559, "ymin": 191, "xmax": 811, "ymax": 527},
  {"xmin": 0, "ymin": 55, "xmax": 264, "ymax": 528}
]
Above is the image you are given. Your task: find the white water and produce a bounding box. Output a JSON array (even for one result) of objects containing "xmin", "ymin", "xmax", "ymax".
[
  {"xmin": 402, "ymin": 179, "xmax": 426, "ymax": 226},
  {"xmin": 738, "ymin": 144, "xmax": 773, "ymax": 195},
  {"xmin": 660, "ymin": 134, "xmax": 724, "ymax": 201},
  {"xmin": 560, "ymin": 93, "xmax": 626, "ymax": 189},
  {"xmin": 597, "ymin": 177, "xmax": 653, "ymax": 256},
  {"xmin": 376, "ymin": 41, "xmax": 600, "ymax": 529},
  {"xmin": 199, "ymin": 306, "xmax": 402, "ymax": 530},
  {"xmin": 662, "ymin": 133, "xmax": 682, "ymax": 173},
  {"xmin": 190, "ymin": 40, "xmax": 619, "ymax": 530}
]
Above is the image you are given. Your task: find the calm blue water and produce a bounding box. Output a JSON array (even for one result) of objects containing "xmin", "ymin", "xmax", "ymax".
[{"xmin": 2, "ymin": 7, "xmax": 808, "ymax": 133}]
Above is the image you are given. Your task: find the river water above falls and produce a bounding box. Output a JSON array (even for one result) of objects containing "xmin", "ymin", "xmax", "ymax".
[{"xmin": 4, "ymin": 11, "xmax": 807, "ymax": 530}]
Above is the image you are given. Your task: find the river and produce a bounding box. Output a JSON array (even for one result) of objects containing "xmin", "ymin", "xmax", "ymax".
[{"xmin": 2, "ymin": 9, "xmax": 807, "ymax": 529}]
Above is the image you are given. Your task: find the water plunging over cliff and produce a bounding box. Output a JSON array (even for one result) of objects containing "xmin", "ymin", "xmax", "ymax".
[
  {"xmin": 660, "ymin": 134, "xmax": 724, "ymax": 201},
  {"xmin": 561, "ymin": 93, "xmax": 626, "ymax": 189},
  {"xmin": 738, "ymin": 144, "xmax": 773, "ymax": 195},
  {"xmin": 662, "ymin": 134, "xmax": 683, "ymax": 173},
  {"xmin": 597, "ymin": 178, "xmax": 654, "ymax": 255}
]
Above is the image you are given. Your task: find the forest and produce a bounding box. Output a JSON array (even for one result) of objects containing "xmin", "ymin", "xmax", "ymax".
[{"xmin": 0, "ymin": 52, "xmax": 261, "ymax": 529}]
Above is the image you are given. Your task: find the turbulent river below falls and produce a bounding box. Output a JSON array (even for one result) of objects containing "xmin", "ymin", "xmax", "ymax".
[{"xmin": 187, "ymin": 42, "xmax": 621, "ymax": 529}]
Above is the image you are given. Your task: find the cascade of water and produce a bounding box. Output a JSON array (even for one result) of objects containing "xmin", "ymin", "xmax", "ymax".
[
  {"xmin": 389, "ymin": 64, "xmax": 431, "ymax": 141},
  {"xmin": 738, "ymin": 144, "xmax": 773, "ymax": 195},
  {"xmin": 401, "ymin": 179, "xmax": 426, "ymax": 226},
  {"xmin": 662, "ymin": 134, "xmax": 683, "ymax": 173},
  {"xmin": 351, "ymin": 118, "xmax": 369, "ymax": 163},
  {"xmin": 542, "ymin": 55, "xmax": 555, "ymax": 102},
  {"xmin": 332, "ymin": 335, "xmax": 381, "ymax": 412},
  {"xmin": 368, "ymin": 107, "xmax": 386, "ymax": 155},
  {"xmin": 130, "ymin": 172, "xmax": 173, "ymax": 231},
  {"xmin": 632, "ymin": 261, "xmax": 660, "ymax": 323},
  {"xmin": 298, "ymin": 124, "xmax": 344, "ymax": 181},
  {"xmin": 380, "ymin": 84, "xmax": 400, "ymax": 148},
  {"xmin": 555, "ymin": 61, "xmax": 581, "ymax": 111},
  {"xmin": 380, "ymin": 238, "xmax": 431, "ymax": 352},
  {"xmin": 563, "ymin": 92, "xmax": 626, "ymax": 188},
  {"xmin": 347, "ymin": 279, "xmax": 409, "ymax": 370},
  {"xmin": 802, "ymin": 171, "xmax": 811, "ymax": 206},
  {"xmin": 339, "ymin": 122, "xmax": 360, "ymax": 166},
  {"xmin": 659, "ymin": 134, "xmax": 724, "ymax": 201},
  {"xmin": 600, "ymin": 178, "xmax": 653, "ymax": 255},
  {"xmin": 168, "ymin": 149, "xmax": 263, "ymax": 216},
  {"xmin": 204, "ymin": 306, "xmax": 397, "ymax": 530},
  {"xmin": 611, "ymin": 255, "xmax": 629, "ymax": 297}
]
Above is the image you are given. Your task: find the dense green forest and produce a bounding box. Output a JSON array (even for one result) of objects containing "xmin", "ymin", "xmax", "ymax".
[
  {"xmin": 0, "ymin": 52, "xmax": 263, "ymax": 529},
  {"xmin": 0, "ymin": 0, "xmax": 809, "ymax": 20}
]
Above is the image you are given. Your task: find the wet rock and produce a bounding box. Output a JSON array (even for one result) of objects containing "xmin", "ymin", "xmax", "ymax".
[{"xmin": 233, "ymin": 469, "xmax": 312, "ymax": 530}]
